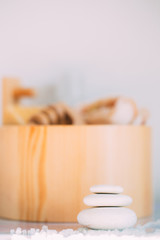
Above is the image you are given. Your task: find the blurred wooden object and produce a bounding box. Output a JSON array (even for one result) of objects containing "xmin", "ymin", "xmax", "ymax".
[
  {"xmin": 0, "ymin": 125, "xmax": 152, "ymax": 222},
  {"xmin": 2, "ymin": 78, "xmax": 40, "ymax": 124},
  {"xmin": 2, "ymin": 77, "xmax": 20, "ymax": 122},
  {"xmin": 13, "ymin": 88, "xmax": 35, "ymax": 102}
]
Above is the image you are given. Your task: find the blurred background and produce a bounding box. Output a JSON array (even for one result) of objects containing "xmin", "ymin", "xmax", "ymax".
[{"xmin": 0, "ymin": 0, "xmax": 160, "ymax": 212}]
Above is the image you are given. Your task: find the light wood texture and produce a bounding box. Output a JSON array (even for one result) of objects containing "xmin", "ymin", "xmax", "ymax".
[{"xmin": 0, "ymin": 125, "xmax": 152, "ymax": 222}]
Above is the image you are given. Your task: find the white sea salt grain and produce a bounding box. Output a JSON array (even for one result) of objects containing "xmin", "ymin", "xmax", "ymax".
[
  {"xmin": 15, "ymin": 228, "xmax": 22, "ymax": 235},
  {"xmin": 10, "ymin": 221, "xmax": 160, "ymax": 240},
  {"xmin": 22, "ymin": 230, "xmax": 27, "ymax": 235},
  {"xmin": 10, "ymin": 229, "xmax": 15, "ymax": 235},
  {"xmin": 60, "ymin": 229, "xmax": 75, "ymax": 237},
  {"xmin": 42, "ymin": 225, "xmax": 48, "ymax": 232}
]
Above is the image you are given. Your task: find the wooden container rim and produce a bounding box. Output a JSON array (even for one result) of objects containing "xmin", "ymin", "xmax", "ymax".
[{"xmin": 0, "ymin": 125, "xmax": 151, "ymax": 130}]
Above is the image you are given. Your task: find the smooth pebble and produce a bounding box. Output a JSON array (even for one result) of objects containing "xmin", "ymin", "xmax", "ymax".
[
  {"xmin": 83, "ymin": 194, "xmax": 132, "ymax": 207},
  {"xmin": 77, "ymin": 207, "xmax": 137, "ymax": 230},
  {"xmin": 90, "ymin": 185, "xmax": 123, "ymax": 194}
]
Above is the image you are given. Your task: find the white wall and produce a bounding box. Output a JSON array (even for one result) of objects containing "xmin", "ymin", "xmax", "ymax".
[{"xmin": 0, "ymin": 0, "xmax": 160, "ymax": 206}]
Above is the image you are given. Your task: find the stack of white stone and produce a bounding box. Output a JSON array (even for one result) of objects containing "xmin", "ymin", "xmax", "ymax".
[{"xmin": 77, "ymin": 185, "xmax": 137, "ymax": 230}]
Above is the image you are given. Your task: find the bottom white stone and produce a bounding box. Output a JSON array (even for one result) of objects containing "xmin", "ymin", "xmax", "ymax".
[{"xmin": 77, "ymin": 207, "xmax": 137, "ymax": 230}]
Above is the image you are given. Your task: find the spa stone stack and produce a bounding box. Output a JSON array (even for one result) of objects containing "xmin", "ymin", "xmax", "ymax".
[{"xmin": 77, "ymin": 185, "xmax": 137, "ymax": 230}]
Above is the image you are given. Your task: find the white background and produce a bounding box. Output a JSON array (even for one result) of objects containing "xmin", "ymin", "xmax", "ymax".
[{"xmin": 0, "ymin": 0, "xmax": 160, "ymax": 207}]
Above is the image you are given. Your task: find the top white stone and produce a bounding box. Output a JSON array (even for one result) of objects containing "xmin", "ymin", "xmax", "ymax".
[{"xmin": 90, "ymin": 185, "xmax": 123, "ymax": 194}]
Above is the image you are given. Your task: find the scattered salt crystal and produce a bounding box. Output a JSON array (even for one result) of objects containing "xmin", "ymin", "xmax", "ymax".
[
  {"xmin": 16, "ymin": 227, "xmax": 22, "ymax": 235},
  {"xmin": 48, "ymin": 229, "xmax": 57, "ymax": 234},
  {"xmin": 10, "ymin": 221, "xmax": 160, "ymax": 240},
  {"xmin": 30, "ymin": 228, "xmax": 36, "ymax": 235},
  {"xmin": 22, "ymin": 230, "xmax": 27, "ymax": 235},
  {"xmin": 42, "ymin": 225, "xmax": 48, "ymax": 232},
  {"xmin": 10, "ymin": 229, "xmax": 15, "ymax": 235},
  {"xmin": 27, "ymin": 229, "xmax": 31, "ymax": 236},
  {"xmin": 78, "ymin": 227, "xmax": 89, "ymax": 235},
  {"xmin": 60, "ymin": 229, "xmax": 75, "ymax": 237}
]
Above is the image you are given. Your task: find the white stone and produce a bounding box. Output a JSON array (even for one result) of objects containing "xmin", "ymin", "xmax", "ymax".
[
  {"xmin": 77, "ymin": 207, "xmax": 137, "ymax": 230},
  {"xmin": 83, "ymin": 194, "xmax": 132, "ymax": 207},
  {"xmin": 90, "ymin": 185, "xmax": 123, "ymax": 194}
]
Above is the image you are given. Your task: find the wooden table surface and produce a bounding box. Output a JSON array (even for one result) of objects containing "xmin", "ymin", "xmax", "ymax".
[
  {"xmin": 0, "ymin": 217, "xmax": 153, "ymax": 235},
  {"xmin": 0, "ymin": 219, "xmax": 80, "ymax": 234}
]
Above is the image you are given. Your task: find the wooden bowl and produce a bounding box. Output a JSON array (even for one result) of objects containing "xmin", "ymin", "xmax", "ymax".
[{"xmin": 0, "ymin": 125, "xmax": 152, "ymax": 222}]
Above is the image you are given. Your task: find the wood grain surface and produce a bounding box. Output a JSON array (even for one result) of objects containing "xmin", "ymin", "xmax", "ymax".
[{"xmin": 0, "ymin": 125, "xmax": 152, "ymax": 222}]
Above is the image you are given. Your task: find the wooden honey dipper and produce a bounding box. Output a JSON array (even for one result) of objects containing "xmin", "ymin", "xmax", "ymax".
[{"xmin": 29, "ymin": 102, "xmax": 84, "ymax": 125}]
